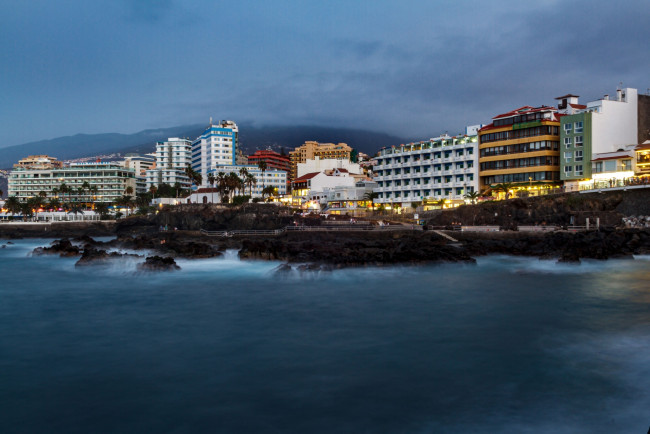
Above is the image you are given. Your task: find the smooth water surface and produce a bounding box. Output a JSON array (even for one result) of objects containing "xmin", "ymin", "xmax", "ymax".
[{"xmin": 1, "ymin": 239, "xmax": 649, "ymax": 433}]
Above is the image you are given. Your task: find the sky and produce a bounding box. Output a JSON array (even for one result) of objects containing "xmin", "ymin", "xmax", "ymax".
[{"xmin": 1, "ymin": 0, "xmax": 649, "ymax": 147}]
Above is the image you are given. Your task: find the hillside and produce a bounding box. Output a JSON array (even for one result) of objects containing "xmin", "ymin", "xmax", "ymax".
[{"xmin": 0, "ymin": 124, "xmax": 413, "ymax": 169}]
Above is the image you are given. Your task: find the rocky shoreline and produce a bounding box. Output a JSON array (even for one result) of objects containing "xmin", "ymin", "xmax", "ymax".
[
  {"xmin": 14, "ymin": 226, "xmax": 650, "ymax": 271},
  {"xmin": 4, "ymin": 202, "xmax": 650, "ymax": 269}
]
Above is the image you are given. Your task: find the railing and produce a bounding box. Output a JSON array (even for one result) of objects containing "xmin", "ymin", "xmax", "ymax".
[{"xmin": 199, "ymin": 224, "xmax": 422, "ymax": 237}]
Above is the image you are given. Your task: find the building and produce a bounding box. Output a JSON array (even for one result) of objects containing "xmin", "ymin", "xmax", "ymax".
[
  {"xmin": 291, "ymin": 168, "xmax": 363, "ymax": 208},
  {"xmin": 559, "ymin": 88, "xmax": 640, "ymax": 191},
  {"xmin": 478, "ymin": 107, "xmax": 561, "ymax": 195},
  {"xmin": 289, "ymin": 141, "xmax": 352, "ymax": 181},
  {"xmin": 8, "ymin": 161, "xmax": 136, "ymax": 203},
  {"xmin": 122, "ymin": 154, "xmax": 155, "ymax": 194},
  {"xmin": 191, "ymin": 120, "xmax": 239, "ymax": 179},
  {"xmin": 247, "ymin": 149, "xmax": 291, "ymax": 173},
  {"xmin": 587, "ymin": 148, "xmax": 636, "ymax": 189},
  {"xmin": 13, "ymin": 155, "xmax": 63, "ymax": 170},
  {"xmin": 145, "ymin": 138, "xmax": 192, "ymax": 191},
  {"xmin": 373, "ymin": 128, "xmax": 480, "ymax": 208},
  {"xmin": 322, "ymin": 180, "xmax": 378, "ymax": 216},
  {"xmin": 296, "ymin": 157, "xmax": 361, "ymax": 178},
  {"xmin": 207, "ymin": 164, "xmax": 287, "ymax": 198}
]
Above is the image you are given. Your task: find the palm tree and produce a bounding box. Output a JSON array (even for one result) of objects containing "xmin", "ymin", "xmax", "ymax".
[
  {"xmin": 207, "ymin": 173, "xmax": 216, "ymax": 203},
  {"xmin": 89, "ymin": 185, "xmax": 99, "ymax": 206},
  {"xmin": 94, "ymin": 202, "xmax": 109, "ymax": 219},
  {"xmin": 81, "ymin": 181, "xmax": 91, "ymax": 207},
  {"xmin": 262, "ymin": 186, "xmax": 277, "ymax": 201},
  {"xmin": 245, "ymin": 173, "xmax": 257, "ymax": 197},
  {"xmin": 149, "ymin": 185, "xmax": 157, "ymax": 201},
  {"xmin": 48, "ymin": 198, "xmax": 62, "ymax": 211},
  {"xmin": 4, "ymin": 196, "xmax": 22, "ymax": 215},
  {"xmin": 363, "ymin": 191, "xmax": 379, "ymax": 212},
  {"xmin": 464, "ymin": 191, "xmax": 480, "ymax": 204},
  {"xmin": 257, "ymin": 161, "xmax": 267, "ymax": 189},
  {"xmin": 125, "ymin": 186, "xmax": 134, "ymax": 196},
  {"xmin": 494, "ymin": 182, "xmax": 514, "ymax": 200}
]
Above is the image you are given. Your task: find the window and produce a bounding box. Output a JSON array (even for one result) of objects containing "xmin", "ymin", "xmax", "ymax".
[
  {"xmin": 575, "ymin": 121, "xmax": 583, "ymax": 133},
  {"xmin": 622, "ymin": 159, "xmax": 632, "ymax": 171},
  {"xmin": 575, "ymin": 150, "xmax": 583, "ymax": 162},
  {"xmin": 564, "ymin": 151, "xmax": 572, "ymax": 161},
  {"xmin": 593, "ymin": 162, "xmax": 603, "ymax": 173},
  {"xmin": 564, "ymin": 166, "xmax": 573, "ymax": 174},
  {"xmin": 575, "ymin": 165, "xmax": 583, "ymax": 176},
  {"xmin": 564, "ymin": 123, "xmax": 572, "ymax": 133},
  {"xmin": 564, "ymin": 137, "xmax": 572, "ymax": 148}
]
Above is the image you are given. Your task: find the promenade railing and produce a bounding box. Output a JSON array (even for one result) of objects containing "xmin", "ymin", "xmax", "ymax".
[{"xmin": 198, "ymin": 224, "xmax": 422, "ymax": 237}]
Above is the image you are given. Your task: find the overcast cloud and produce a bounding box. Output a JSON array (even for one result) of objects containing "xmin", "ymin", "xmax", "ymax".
[{"xmin": 1, "ymin": 0, "xmax": 649, "ymax": 146}]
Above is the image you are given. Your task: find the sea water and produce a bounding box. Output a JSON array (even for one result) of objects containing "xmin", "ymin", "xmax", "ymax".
[{"xmin": 1, "ymin": 239, "xmax": 649, "ymax": 433}]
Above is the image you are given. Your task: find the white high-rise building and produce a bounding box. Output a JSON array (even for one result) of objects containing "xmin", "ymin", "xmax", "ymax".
[
  {"xmin": 145, "ymin": 138, "xmax": 192, "ymax": 190},
  {"xmin": 191, "ymin": 120, "xmax": 239, "ymax": 179}
]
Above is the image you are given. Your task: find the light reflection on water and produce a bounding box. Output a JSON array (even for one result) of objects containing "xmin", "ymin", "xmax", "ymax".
[{"xmin": 0, "ymin": 239, "xmax": 649, "ymax": 433}]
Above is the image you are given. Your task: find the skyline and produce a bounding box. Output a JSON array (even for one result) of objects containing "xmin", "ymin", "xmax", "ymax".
[{"xmin": 1, "ymin": 0, "xmax": 649, "ymax": 148}]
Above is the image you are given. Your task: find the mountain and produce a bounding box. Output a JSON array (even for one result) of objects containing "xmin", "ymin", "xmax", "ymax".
[{"xmin": 0, "ymin": 123, "xmax": 415, "ymax": 169}]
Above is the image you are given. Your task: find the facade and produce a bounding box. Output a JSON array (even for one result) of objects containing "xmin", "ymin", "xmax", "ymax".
[
  {"xmin": 208, "ymin": 164, "xmax": 287, "ymax": 198},
  {"xmin": 373, "ymin": 129, "xmax": 479, "ymax": 207},
  {"xmin": 14, "ymin": 155, "xmax": 63, "ymax": 169},
  {"xmin": 323, "ymin": 180, "xmax": 378, "ymax": 216},
  {"xmin": 289, "ymin": 141, "xmax": 352, "ymax": 181},
  {"xmin": 291, "ymin": 168, "xmax": 363, "ymax": 208},
  {"xmin": 478, "ymin": 106, "xmax": 561, "ymax": 194},
  {"xmin": 247, "ymin": 150, "xmax": 291, "ymax": 173},
  {"xmin": 145, "ymin": 138, "xmax": 192, "ymax": 191},
  {"xmin": 8, "ymin": 161, "xmax": 136, "ymax": 203},
  {"xmin": 559, "ymin": 88, "xmax": 640, "ymax": 190},
  {"xmin": 297, "ymin": 157, "xmax": 361, "ymax": 178},
  {"xmin": 122, "ymin": 154, "xmax": 155, "ymax": 194},
  {"xmin": 191, "ymin": 120, "xmax": 239, "ymax": 179},
  {"xmin": 587, "ymin": 148, "xmax": 636, "ymax": 189}
]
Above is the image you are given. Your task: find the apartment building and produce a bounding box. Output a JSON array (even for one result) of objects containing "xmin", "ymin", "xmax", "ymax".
[
  {"xmin": 373, "ymin": 128, "xmax": 480, "ymax": 207},
  {"xmin": 145, "ymin": 138, "xmax": 192, "ymax": 191},
  {"xmin": 289, "ymin": 141, "xmax": 352, "ymax": 181},
  {"xmin": 478, "ymin": 106, "xmax": 561, "ymax": 194}
]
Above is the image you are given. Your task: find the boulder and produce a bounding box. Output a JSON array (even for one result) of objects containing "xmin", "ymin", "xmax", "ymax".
[{"xmin": 138, "ymin": 256, "xmax": 180, "ymax": 271}]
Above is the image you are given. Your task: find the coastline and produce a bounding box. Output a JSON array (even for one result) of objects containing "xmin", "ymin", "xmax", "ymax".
[{"xmin": 4, "ymin": 219, "xmax": 650, "ymax": 268}]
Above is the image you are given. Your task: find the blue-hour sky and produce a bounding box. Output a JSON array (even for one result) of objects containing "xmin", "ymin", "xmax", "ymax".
[{"xmin": 1, "ymin": 0, "xmax": 649, "ymax": 147}]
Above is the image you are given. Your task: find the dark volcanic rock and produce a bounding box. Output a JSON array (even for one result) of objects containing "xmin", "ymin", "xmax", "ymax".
[
  {"xmin": 75, "ymin": 248, "xmax": 136, "ymax": 267},
  {"xmin": 33, "ymin": 239, "xmax": 80, "ymax": 257},
  {"xmin": 239, "ymin": 232, "xmax": 476, "ymax": 267},
  {"xmin": 138, "ymin": 256, "xmax": 180, "ymax": 271}
]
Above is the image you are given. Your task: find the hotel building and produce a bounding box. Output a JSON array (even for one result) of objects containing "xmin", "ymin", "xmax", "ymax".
[
  {"xmin": 145, "ymin": 138, "xmax": 192, "ymax": 191},
  {"xmin": 372, "ymin": 128, "xmax": 480, "ymax": 207},
  {"xmin": 208, "ymin": 164, "xmax": 287, "ymax": 198},
  {"xmin": 191, "ymin": 120, "xmax": 239, "ymax": 179},
  {"xmin": 478, "ymin": 106, "xmax": 561, "ymax": 194},
  {"xmin": 8, "ymin": 158, "xmax": 136, "ymax": 203},
  {"xmin": 247, "ymin": 149, "xmax": 291, "ymax": 173}
]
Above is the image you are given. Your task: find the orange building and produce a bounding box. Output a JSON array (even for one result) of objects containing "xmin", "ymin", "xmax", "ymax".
[{"xmin": 289, "ymin": 141, "xmax": 352, "ymax": 181}]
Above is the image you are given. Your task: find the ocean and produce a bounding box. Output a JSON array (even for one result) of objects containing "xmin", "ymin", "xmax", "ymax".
[{"xmin": 1, "ymin": 238, "xmax": 649, "ymax": 433}]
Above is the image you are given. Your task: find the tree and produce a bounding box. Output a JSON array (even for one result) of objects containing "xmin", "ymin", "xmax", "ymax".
[
  {"xmin": 494, "ymin": 182, "xmax": 515, "ymax": 200},
  {"xmin": 363, "ymin": 191, "xmax": 379, "ymax": 212},
  {"xmin": 257, "ymin": 161, "xmax": 268, "ymax": 189},
  {"xmin": 125, "ymin": 186, "xmax": 134, "ymax": 196},
  {"xmin": 245, "ymin": 173, "xmax": 257, "ymax": 197},
  {"xmin": 4, "ymin": 196, "xmax": 22, "ymax": 215},
  {"xmin": 47, "ymin": 198, "xmax": 61, "ymax": 211},
  {"xmin": 94, "ymin": 202, "xmax": 109, "ymax": 219},
  {"xmin": 464, "ymin": 191, "xmax": 480, "ymax": 205},
  {"xmin": 262, "ymin": 185, "xmax": 277, "ymax": 201},
  {"xmin": 207, "ymin": 173, "xmax": 216, "ymax": 203},
  {"xmin": 411, "ymin": 201, "xmax": 421, "ymax": 211},
  {"xmin": 149, "ymin": 185, "xmax": 157, "ymax": 201}
]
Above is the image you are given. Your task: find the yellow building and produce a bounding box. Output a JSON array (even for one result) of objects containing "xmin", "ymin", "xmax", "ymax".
[
  {"xmin": 479, "ymin": 106, "xmax": 562, "ymax": 196},
  {"xmin": 289, "ymin": 141, "xmax": 352, "ymax": 181}
]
